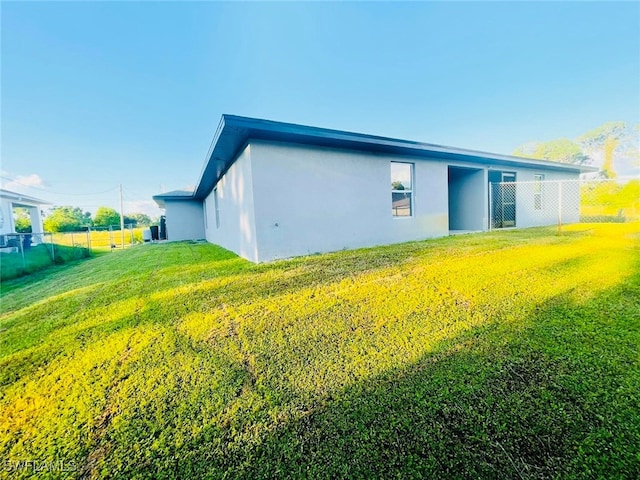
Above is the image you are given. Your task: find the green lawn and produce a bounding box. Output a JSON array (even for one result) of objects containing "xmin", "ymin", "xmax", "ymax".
[
  {"xmin": 0, "ymin": 244, "xmax": 92, "ymax": 281},
  {"xmin": 0, "ymin": 224, "xmax": 638, "ymax": 479}
]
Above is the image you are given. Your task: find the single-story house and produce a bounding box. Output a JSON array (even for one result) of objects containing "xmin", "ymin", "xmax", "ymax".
[
  {"xmin": 0, "ymin": 189, "xmax": 49, "ymax": 246},
  {"xmin": 153, "ymin": 115, "xmax": 595, "ymax": 262}
]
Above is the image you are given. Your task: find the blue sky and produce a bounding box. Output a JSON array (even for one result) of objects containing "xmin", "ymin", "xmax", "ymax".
[{"xmin": 2, "ymin": 1, "xmax": 639, "ymax": 217}]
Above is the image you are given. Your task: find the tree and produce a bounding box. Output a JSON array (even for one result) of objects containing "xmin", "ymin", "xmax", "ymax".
[
  {"xmin": 514, "ymin": 121, "xmax": 639, "ymax": 177},
  {"xmin": 93, "ymin": 207, "xmax": 121, "ymax": 228},
  {"xmin": 581, "ymin": 178, "xmax": 640, "ymax": 218},
  {"xmin": 513, "ymin": 138, "xmax": 591, "ymax": 165},
  {"xmin": 578, "ymin": 122, "xmax": 638, "ymax": 179},
  {"xmin": 123, "ymin": 213, "xmax": 152, "ymax": 227},
  {"xmin": 43, "ymin": 206, "xmax": 89, "ymax": 232},
  {"xmin": 14, "ymin": 208, "xmax": 32, "ymax": 233},
  {"xmin": 123, "ymin": 215, "xmax": 137, "ymax": 227}
]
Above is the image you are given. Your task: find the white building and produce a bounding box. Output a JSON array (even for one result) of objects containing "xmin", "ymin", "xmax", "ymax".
[
  {"xmin": 0, "ymin": 189, "xmax": 49, "ymax": 245},
  {"xmin": 153, "ymin": 115, "xmax": 594, "ymax": 262}
]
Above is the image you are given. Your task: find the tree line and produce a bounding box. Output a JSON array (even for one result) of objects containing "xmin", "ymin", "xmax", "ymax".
[
  {"xmin": 513, "ymin": 121, "xmax": 639, "ymax": 178},
  {"xmin": 15, "ymin": 206, "xmax": 157, "ymax": 233}
]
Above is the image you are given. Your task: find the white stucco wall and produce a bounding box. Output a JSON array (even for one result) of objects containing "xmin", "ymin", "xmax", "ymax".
[
  {"xmin": 164, "ymin": 200, "xmax": 205, "ymax": 241},
  {"xmin": 248, "ymin": 141, "xmax": 450, "ymax": 262},
  {"xmin": 0, "ymin": 199, "xmax": 45, "ymax": 237},
  {"xmin": 194, "ymin": 141, "xmax": 582, "ymax": 263},
  {"xmin": 203, "ymin": 145, "xmax": 259, "ymax": 262},
  {"xmin": 29, "ymin": 208, "xmax": 44, "ymax": 234},
  {"xmin": 0, "ymin": 200, "xmax": 16, "ymax": 235}
]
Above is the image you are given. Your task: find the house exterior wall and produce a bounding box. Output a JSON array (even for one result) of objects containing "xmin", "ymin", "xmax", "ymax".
[
  {"xmin": 248, "ymin": 141, "xmax": 449, "ymax": 262},
  {"xmin": 164, "ymin": 200, "xmax": 205, "ymax": 241},
  {"xmin": 203, "ymin": 145, "xmax": 259, "ymax": 262},
  {"xmin": 0, "ymin": 199, "xmax": 16, "ymax": 235},
  {"xmin": 0, "ymin": 200, "xmax": 44, "ymax": 236},
  {"xmin": 28, "ymin": 207, "xmax": 45, "ymax": 234},
  {"xmin": 187, "ymin": 141, "xmax": 582, "ymax": 263}
]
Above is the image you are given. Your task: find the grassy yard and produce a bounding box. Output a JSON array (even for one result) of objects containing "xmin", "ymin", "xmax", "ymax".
[
  {"xmin": 51, "ymin": 227, "xmax": 146, "ymax": 251},
  {"xmin": 0, "ymin": 244, "xmax": 91, "ymax": 281},
  {"xmin": 0, "ymin": 227, "xmax": 146, "ymax": 281},
  {"xmin": 0, "ymin": 224, "xmax": 638, "ymax": 479}
]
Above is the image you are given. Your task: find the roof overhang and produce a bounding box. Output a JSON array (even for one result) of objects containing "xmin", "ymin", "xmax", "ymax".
[
  {"xmin": 0, "ymin": 189, "xmax": 50, "ymax": 207},
  {"xmin": 168, "ymin": 115, "xmax": 599, "ymax": 202},
  {"xmin": 152, "ymin": 189, "xmax": 195, "ymax": 208}
]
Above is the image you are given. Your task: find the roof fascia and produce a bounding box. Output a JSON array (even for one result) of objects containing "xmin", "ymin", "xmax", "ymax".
[{"xmin": 191, "ymin": 115, "xmax": 597, "ymax": 199}]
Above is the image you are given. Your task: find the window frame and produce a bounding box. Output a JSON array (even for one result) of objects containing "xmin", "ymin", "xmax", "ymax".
[
  {"xmin": 391, "ymin": 162, "xmax": 414, "ymax": 218},
  {"xmin": 203, "ymin": 199, "xmax": 208, "ymax": 229},
  {"xmin": 214, "ymin": 187, "xmax": 220, "ymax": 228},
  {"xmin": 533, "ymin": 174, "xmax": 544, "ymax": 210}
]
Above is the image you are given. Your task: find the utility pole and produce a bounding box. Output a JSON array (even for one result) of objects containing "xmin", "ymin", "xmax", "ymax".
[{"xmin": 120, "ymin": 184, "xmax": 125, "ymax": 249}]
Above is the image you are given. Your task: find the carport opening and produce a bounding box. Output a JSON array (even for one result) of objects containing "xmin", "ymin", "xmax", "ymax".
[
  {"xmin": 448, "ymin": 166, "xmax": 485, "ymax": 233},
  {"xmin": 12, "ymin": 206, "xmax": 33, "ymax": 233},
  {"xmin": 488, "ymin": 170, "xmax": 517, "ymax": 228}
]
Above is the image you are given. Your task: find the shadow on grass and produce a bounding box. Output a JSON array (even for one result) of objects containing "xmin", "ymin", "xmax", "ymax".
[
  {"xmin": 2, "ymin": 227, "xmax": 638, "ymax": 478},
  {"xmin": 151, "ymin": 268, "xmax": 639, "ymax": 480}
]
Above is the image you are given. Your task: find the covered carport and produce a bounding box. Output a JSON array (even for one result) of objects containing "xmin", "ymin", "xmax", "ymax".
[
  {"xmin": 0, "ymin": 189, "xmax": 49, "ymax": 245},
  {"xmin": 447, "ymin": 166, "xmax": 485, "ymax": 233}
]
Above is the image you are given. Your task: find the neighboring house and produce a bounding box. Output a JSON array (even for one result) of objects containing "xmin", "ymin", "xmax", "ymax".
[
  {"xmin": 0, "ymin": 189, "xmax": 49, "ymax": 246},
  {"xmin": 153, "ymin": 115, "xmax": 595, "ymax": 262}
]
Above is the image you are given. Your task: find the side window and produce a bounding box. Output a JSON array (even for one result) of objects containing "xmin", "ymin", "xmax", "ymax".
[
  {"xmin": 533, "ymin": 174, "xmax": 544, "ymax": 210},
  {"xmin": 203, "ymin": 200, "xmax": 208, "ymax": 229},
  {"xmin": 214, "ymin": 188, "xmax": 220, "ymax": 228},
  {"xmin": 391, "ymin": 162, "xmax": 413, "ymax": 217}
]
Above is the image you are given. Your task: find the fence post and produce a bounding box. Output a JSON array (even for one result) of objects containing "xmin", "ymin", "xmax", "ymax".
[
  {"xmin": 109, "ymin": 226, "xmax": 114, "ymax": 251},
  {"xmin": 86, "ymin": 228, "xmax": 91, "ymax": 254},
  {"xmin": 488, "ymin": 182, "xmax": 493, "ymax": 231},
  {"xmin": 557, "ymin": 181, "xmax": 563, "ymax": 236},
  {"xmin": 71, "ymin": 231, "xmax": 75, "ymax": 247},
  {"xmin": 19, "ymin": 234, "xmax": 26, "ymax": 275},
  {"xmin": 49, "ymin": 233, "xmax": 55, "ymax": 263}
]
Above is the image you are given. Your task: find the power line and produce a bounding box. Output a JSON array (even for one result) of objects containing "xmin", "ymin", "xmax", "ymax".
[
  {"xmin": 122, "ymin": 185, "xmax": 153, "ymax": 200},
  {"xmin": 0, "ymin": 176, "xmax": 119, "ymax": 196}
]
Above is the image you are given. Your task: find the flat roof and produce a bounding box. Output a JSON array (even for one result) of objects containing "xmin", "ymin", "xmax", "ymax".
[
  {"xmin": 0, "ymin": 189, "xmax": 50, "ymax": 206},
  {"xmin": 152, "ymin": 189, "xmax": 195, "ymax": 208},
  {"xmin": 156, "ymin": 115, "xmax": 598, "ymax": 204}
]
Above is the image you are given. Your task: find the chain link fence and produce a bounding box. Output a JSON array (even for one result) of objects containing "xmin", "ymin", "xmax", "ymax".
[
  {"xmin": 0, "ymin": 232, "xmax": 82, "ymax": 280},
  {"xmin": 1, "ymin": 225, "xmax": 145, "ymax": 280},
  {"xmin": 489, "ymin": 178, "xmax": 639, "ymax": 233},
  {"xmin": 48, "ymin": 225, "xmax": 141, "ymax": 251}
]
